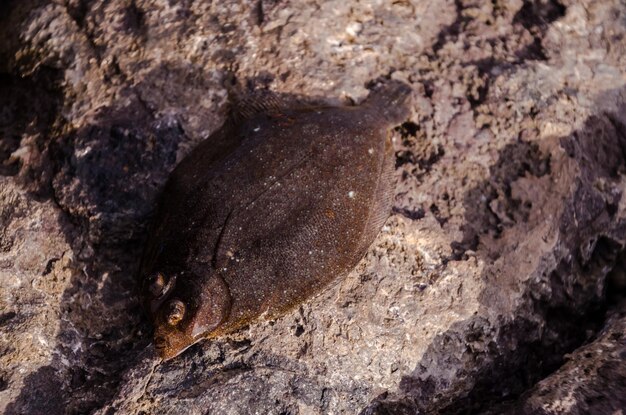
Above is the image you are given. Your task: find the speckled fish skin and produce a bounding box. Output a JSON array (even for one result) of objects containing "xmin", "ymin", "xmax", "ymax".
[{"xmin": 139, "ymin": 81, "xmax": 412, "ymax": 360}]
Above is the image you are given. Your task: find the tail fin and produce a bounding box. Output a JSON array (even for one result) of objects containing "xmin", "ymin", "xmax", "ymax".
[{"xmin": 364, "ymin": 80, "xmax": 413, "ymax": 124}]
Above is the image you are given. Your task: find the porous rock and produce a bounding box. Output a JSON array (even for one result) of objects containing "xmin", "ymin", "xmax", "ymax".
[{"xmin": 0, "ymin": 0, "xmax": 625, "ymax": 414}]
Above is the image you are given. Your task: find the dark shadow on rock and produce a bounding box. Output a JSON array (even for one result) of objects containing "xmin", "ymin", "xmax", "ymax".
[
  {"xmin": 0, "ymin": 68, "xmax": 62, "ymax": 188},
  {"xmin": 512, "ymin": 0, "xmax": 566, "ymax": 61},
  {"xmin": 484, "ymin": 299, "xmax": 626, "ymax": 415},
  {"xmin": 362, "ymin": 86, "xmax": 626, "ymax": 414},
  {"xmin": 449, "ymin": 139, "xmax": 550, "ymax": 261},
  {"xmin": 4, "ymin": 73, "xmax": 186, "ymax": 413},
  {"xmin": 3, "ymin": 55, "xmax": 380, "ymax": 413},
  {"xmin": 50, "ymin": 93, "xmax": 182, "ymax": 245},
  {"xmin": 5, "ymin": 367, "xmax": 66, "ymax": 415}
]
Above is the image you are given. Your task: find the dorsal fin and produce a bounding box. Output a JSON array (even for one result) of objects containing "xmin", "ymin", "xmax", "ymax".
[
  {"xmin": 232, "ymin": 90, "xmax": 285, "ymax": 120},
  {"xmin": 222, "ymin": 73, "xmax": 286, "ymax": 120},
  {"xmin": 222, "ymin": 72, "xmax": 335, "ymax": 121}
]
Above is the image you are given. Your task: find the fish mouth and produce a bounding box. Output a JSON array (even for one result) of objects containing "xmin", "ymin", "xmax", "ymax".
[{"xmin": 153, "ymin": 329, "xmax": 198, "ymax": 361}]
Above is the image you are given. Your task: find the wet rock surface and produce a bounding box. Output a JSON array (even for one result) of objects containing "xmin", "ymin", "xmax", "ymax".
[{"xmin": 0, "ymin": 0, "xmax": 625, "ymax": 414}]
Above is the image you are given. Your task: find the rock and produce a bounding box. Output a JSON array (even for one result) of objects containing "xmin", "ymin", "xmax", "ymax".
[
  {"xmin": 0, "ymin": 0, "xmax": 625, "ymax": 414},
  {"xmin": 484, "ymin": 300, "xmax": 626, "ymax": 415}
]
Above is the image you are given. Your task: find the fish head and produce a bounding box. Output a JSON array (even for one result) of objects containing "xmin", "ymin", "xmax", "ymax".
[{"xmin": 142, "ymin": 270, "xmax": 232, "ymax": 360}]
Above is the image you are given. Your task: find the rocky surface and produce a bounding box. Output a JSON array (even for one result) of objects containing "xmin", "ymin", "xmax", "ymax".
[
  {"xmin": 0, "ymin": 0, "xmax": 625, "ymax": 414},
  {"xmin": 485, "ymin": 299, "xmax": 626, "ymax": 415}
]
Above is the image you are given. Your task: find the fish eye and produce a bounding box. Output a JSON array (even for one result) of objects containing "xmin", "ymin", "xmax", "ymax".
[
  {"xmin": 149, "ymin": 272, "xmax": 167, "ymax": 297},
  {"xmin": 166, "ymin": 299, "xmax": 186, "ymax": 326}
]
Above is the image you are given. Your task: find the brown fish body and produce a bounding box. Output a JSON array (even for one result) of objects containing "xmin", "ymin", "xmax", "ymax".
[{"xmin": 140, "ymin": 81, "xmax": 412, "ymax": 359}]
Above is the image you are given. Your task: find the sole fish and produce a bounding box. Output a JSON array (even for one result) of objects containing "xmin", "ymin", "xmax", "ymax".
[{"xmin": 139, "ymin": 80, "xmax": 413, "ymax": 360}]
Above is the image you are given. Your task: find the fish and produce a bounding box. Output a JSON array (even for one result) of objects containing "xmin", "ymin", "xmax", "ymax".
[{"xmin": 139, "ymin": 80, "xmax": 413, "ymax": 360}]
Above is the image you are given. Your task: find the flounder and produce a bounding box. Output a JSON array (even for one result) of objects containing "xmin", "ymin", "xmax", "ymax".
[{"xmin": 140, "ymin": 80, "xmax": 412, "ymax": 360}]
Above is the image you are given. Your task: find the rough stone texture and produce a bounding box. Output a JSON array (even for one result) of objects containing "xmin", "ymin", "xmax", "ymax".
[
  {"xmin": 484, "ymin": 299, "xmax": 626, "ymax": 415},
  {"xmin": 0, "ymin": 0, "xmax": 625, "ymax": 414}
]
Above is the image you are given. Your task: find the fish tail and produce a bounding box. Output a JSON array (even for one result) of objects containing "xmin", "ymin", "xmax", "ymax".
[{"xmin": 364, "ymin": 79, "xmax": 413, "ymax": 125}]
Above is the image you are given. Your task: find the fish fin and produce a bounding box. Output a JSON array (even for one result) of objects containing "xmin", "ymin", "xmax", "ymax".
[
  {"xmin": 232, "ymin": 90, "xmax": 286, "ymax": 120},
  {"xmin": 356, "ymin": 133, "xmax": 396, "ymax": 254},
  {"xmin": 364, "ymin": 79, "xmax": 413, "ymax": 124},
  {"xmin": 223, "ymin": 75, "xmax": 286, "ymax": 119},
  {"xmin": 223, "ymin": 73, "xmax": 330, "ymax": 120}
]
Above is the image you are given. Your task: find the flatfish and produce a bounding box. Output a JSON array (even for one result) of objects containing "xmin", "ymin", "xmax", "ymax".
[{"xmin": 139, "ymin": 80, "xmax": 412, "ymax": 360}]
